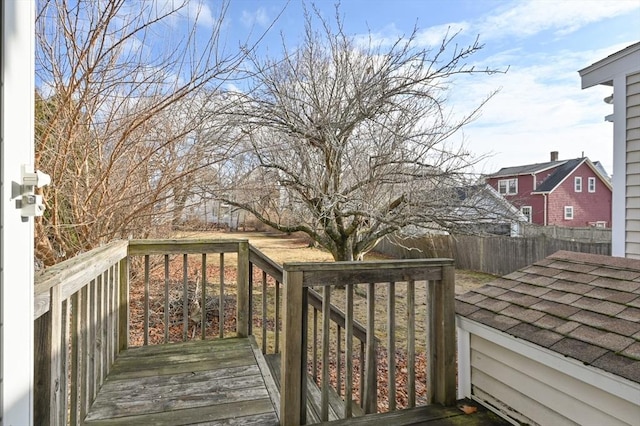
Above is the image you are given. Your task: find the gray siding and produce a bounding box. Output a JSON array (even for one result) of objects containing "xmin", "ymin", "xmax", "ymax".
[
  {"xmin": 627, "ymin": 72, "xmax": 640, "ymax": 258},
  {"xmin": 470, "ymin": 335, "xmax": 637, "ymax": 426}
]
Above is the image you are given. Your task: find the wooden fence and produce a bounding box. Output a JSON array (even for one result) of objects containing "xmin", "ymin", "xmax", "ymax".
[{"xmin": 376, "ymin": 234, "xmax": 611, "ymax": 276}]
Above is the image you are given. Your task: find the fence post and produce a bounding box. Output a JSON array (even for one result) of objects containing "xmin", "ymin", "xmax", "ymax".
[
  {"xmin": 237, "ymin": 241, "xmax": 250, "ymax": 337},
  {"xmin": 280, "ymin": 269, "xmax": 304, "ymax": 426},
  {"xmin": 118, "ymin": 256, "xmax": 129, "ymax": 352},
  {"xmin": 432, "ymin": 263, "xmax": 457, "ymax": 406}
]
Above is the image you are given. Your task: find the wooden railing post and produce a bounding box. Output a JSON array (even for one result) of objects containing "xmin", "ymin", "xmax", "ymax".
[
  {"xmin": 118, "ymin": 256, "xmax": 129, "ymax": 352},
  {"xmin": 236, "ymin": 241, "xmax": 250, "ymax": 337},
  {"xmin": 432, "ymin": 263, "xmax": 456, "ymax": 406},
  {"xmin": 280, "ymin": 269, "xmax": 304, "ymax": 426},
  {"xmin": 34, "ymin": 309, "xmax": 51, "ymax": 424}
]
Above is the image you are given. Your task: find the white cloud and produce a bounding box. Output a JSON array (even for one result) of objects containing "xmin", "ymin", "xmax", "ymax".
[
  {"xmin": 448, "ymin": 44, "xmax": 631, "ymax": 175},
  {"xmin": 476, "ymin": 0, "xmax": 640, "ymax": 41},
  {"xmin": 241, "ymin": 7, "xmax": 270, "ymax": 28},
  {"xmin": 415, "ymin": 22, "xmax": 470, "ymax": 47}
]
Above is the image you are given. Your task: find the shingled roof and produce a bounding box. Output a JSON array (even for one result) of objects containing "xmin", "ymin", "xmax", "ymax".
[
  {"xmin": 456, "ymin": 251, "xmax": 640, "ymax": 384},
  {"xmin": 487, "ymin": 160, "xmax": 565, "ymax": 178}
]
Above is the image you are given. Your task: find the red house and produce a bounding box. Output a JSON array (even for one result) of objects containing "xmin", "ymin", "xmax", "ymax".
[{"xmin": 485, "ymin": 152, "xmax": 612, "ymax": 227}]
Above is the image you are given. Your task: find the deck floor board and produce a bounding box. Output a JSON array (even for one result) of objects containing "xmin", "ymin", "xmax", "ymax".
[
  {"xmin": 85, "ymin": 337, "xmax": 278, "ymax": 426},
  {"xmin": 85, "ymin": 337, "xmax": 509, "ymax": 425}
]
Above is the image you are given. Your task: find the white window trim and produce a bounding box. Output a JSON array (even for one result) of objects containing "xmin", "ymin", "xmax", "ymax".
[
  {"xmin": 564, "ymin": 206, "xmax": 574, "ymax": 220},
  {"xmin": 521, "ymin": 206, "xmax": 532, "ymax": 223},
  {"xmin": 588, "ymin": 177, "xmax": 596, "ymax": 193},
  {"xmin": 574, "ymin": 176, "xmax": 582, "ymax": 192},
  {"xmin": 498, "ymin": 178, "xmax": 518, "ymax": 195}
]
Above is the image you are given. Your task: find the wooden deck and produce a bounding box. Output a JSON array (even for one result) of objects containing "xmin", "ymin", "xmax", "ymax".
[
  {"xmin": 84, "ymin": 337, "xmax": 279, "ymax": 425},
  {"xmin": 85, "ymin": 337, "xmax": 510, "ymax": 426}
]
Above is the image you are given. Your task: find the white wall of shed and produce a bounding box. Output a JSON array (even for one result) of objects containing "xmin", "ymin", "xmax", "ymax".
[{"xmin": 457, "ymin": 317, "xmax": 640, "ymax": 426}]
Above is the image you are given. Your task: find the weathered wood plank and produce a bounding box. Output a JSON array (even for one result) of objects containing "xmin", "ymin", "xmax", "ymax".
[
  {"xmin": 249, "ymin": 245, "xmax": 284, "ymax": 283},
  {"xmin": 387, "ymin": 281, "xmax": 396, "ymax": 412},
  {"xmin": 127, "ymin": 239, "xmax": 243, "ymax": 255},
  {"xmin": 117, "ymin": 257, "xmax": 129, "ymax": 353},
  {"xmin": 119, "ymin": 336, "xmax": 252, "ymax": 357},
  {"xmin": 249, "ymin": 336, "xmax": 280, "ymax": 420},
  {"xmin": 321, "ymin": 285, "xmax": 332, "ymax": 421},
  {"xmin": 280, "ymin": 270, "xmax": 304, "ymax": 426},
  {"xmin": 322, "ymin": 398, "xmax": 510, "ymax": 425},
  {"xmin": 34, "ymin": 241, "xmax": 128, "ymax": 319},
  {"xmin": 283, "ymin": 259, "xmax": 453, "ymax": 287},
  {"xmin": 237, "ymin": 241, "xmax": 250, "ymax": 337},
  {"xmin": 265, "ymin": 353, "xmax": 364, "ymax": 422},
  {"xmin": 85, "ymin": 338, "xmax": 279, "ymax": 425},
  {"xmin": 363, "ymin": 283, "xmax": 377, "ymax": 414},
  {"xmin": 85, "ymin": 399, "xmax": 278, "ymax": 425},
  {"xmin": 406, "ymin": 280, "xmax": 416, "ymax": 408}
]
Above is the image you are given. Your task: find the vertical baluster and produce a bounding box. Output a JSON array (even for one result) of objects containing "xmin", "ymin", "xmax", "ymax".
[
  {"xmin": 144, "ymin": 255, "xmax": 149, "ymax": 346},
  {"xmin": 70, "ymin": 292, "xmax": 81, "ymax": 425},
  {"xmin": 202, "ymin": 253, "xmax": 207, "ymax": 339},
  {"xmin": 118, "ymin": 256, "xmax": 129, "ymax": 353},
  {"xmin": 262, "ymin": 271, "xmax": 268, "ymax": 353},
  {"xmin": 96, "ymin": 274, "xmax": 103, "ymax": 388},
  {"xmin": 275, "ymin": 280, "xmax": 280, "ymax": 353},
  {"xmin": 102, "ymin": 270, "xmax": 109, "ymax": 379},
  {"xmin": 336, "ymin": 326, "xmax": 342, "ymax": 398},
  {"xmin": 164, "ymin": 255, "xmax": 169, "ymax": 343},
  {"xmin": 425, "ymin": 279, "xmax": 434, "ymax": 404},
  {"xmin": 387, "ymin": 281, "xmax": 396, "ymax": 411},
  {"xmin": 344, "ymin": 283, "xmax": 354, "ymax": 418},
  {"xmin": 102, "ymin": 271, "xmax": 108, "ymax": 381},
  {"xmin": 363, "ymin": 282, "xmax": 377, "ymax": 414},
  {"xmin": 106, "ymin": 267, "xmax": 113, "ymax": 372},
  {"xmin": 81, "ymin": 285, "xmax": 90, "ymax": 420},
  {"xmin": 312, "ymin": 308, "xmax": 318, "ymax": 382},
  {"xmin": 321, "ymin": 285, "xmax": 331, "ymax": 421},
  {"xmin": 90, "ymin": 279, "xmax": 97, "ymax": 401},
  {"xmin": 219, "ymin": 253, "xmax": 225, "ymax": 338},
  {"xmin": 301, "ymin": 287, "xmax": 309, "ymax": 425},
  {"xmin": 359, "ymin": 341, "xmax": 365, "ymax": 409},
  {"xmin": 60, "ymin": 297, "xmax": 70, "ymax": 425},
  {"xmin": 48, "ymin": 284, "xmax": 63, "ymax": 426},
  {"xmin": 183, "ymin": 253, "xmax": 189, "ymax": 341},
  {"xmin": 407, "ymin": 280, "xmax": 416, "ymax": 408},
  {"xmin": 249, "ymin": 262, "xmax": 254, "ymax": 336}
]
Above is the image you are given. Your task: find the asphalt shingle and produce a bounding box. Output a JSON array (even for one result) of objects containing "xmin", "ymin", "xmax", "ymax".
[{"xmin": 455, "ymin": 250, "xmax": 640, "ymax": 384}]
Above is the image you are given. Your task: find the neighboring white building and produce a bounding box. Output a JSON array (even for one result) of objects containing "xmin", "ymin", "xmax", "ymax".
[{"xmin": 579, "ymin": 42, "xmax": 640, "ymax": 259}]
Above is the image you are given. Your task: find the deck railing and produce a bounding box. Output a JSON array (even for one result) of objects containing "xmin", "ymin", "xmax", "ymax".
[
  {"xmin": 33, "ymin": 240, "xmax": 129, "ymax": 425},
  {"xmin": 279, "ymin": 259, "xmax": 457, "ymax": 425},
  {"xmin": 34, "ymin": 239, "xmax": 456, "ymax": 425}
]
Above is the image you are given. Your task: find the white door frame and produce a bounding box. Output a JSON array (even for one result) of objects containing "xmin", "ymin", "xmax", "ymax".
[{"xmin": 1, "ymin": 1, "xmax": 35, "ymax": 424}]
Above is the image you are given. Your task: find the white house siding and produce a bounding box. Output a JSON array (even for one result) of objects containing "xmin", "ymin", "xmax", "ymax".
[
  {"xmin": 469, "ymin": 335, "xmax": 638, "ymax": 426},
  {"xmin": 626, "ymin": 71, "xmax": 640, "ymax": 258}
]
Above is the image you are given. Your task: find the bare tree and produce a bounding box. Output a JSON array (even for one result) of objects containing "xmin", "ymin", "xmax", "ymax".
[
  {"xmin": 34, "ymin": 0, "xmax": 271, "ymax": 265},
  {"xmin": 220, "ymin": 5, "xmax": 504, "ymax": 261}
]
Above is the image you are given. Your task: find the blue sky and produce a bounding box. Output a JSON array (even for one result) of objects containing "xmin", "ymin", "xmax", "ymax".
[{"xmin": 199, "ymin": 0, "xmax": 640, "ymax": 175}]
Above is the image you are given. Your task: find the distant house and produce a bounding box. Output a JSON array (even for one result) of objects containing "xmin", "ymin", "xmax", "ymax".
[
  {"xmin": 453, "ymin": 184, "xmax": 528, "ymax": 237},
  {"xmin": 485, "ymin": 152, "xmax": 612, "ymax": 228},
  {"xmin": 579, "ymin": 41, "xmax": 640, "ymax": 259},
  {"xmin": 456, "ymin": 250, "xmax": 640, "ymax": 425}
]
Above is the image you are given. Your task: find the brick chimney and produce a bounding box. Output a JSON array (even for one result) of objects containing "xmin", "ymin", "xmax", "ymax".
[{"xmin": 550, "ymin": 151, "xmax": 559, "ymax": 161}]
